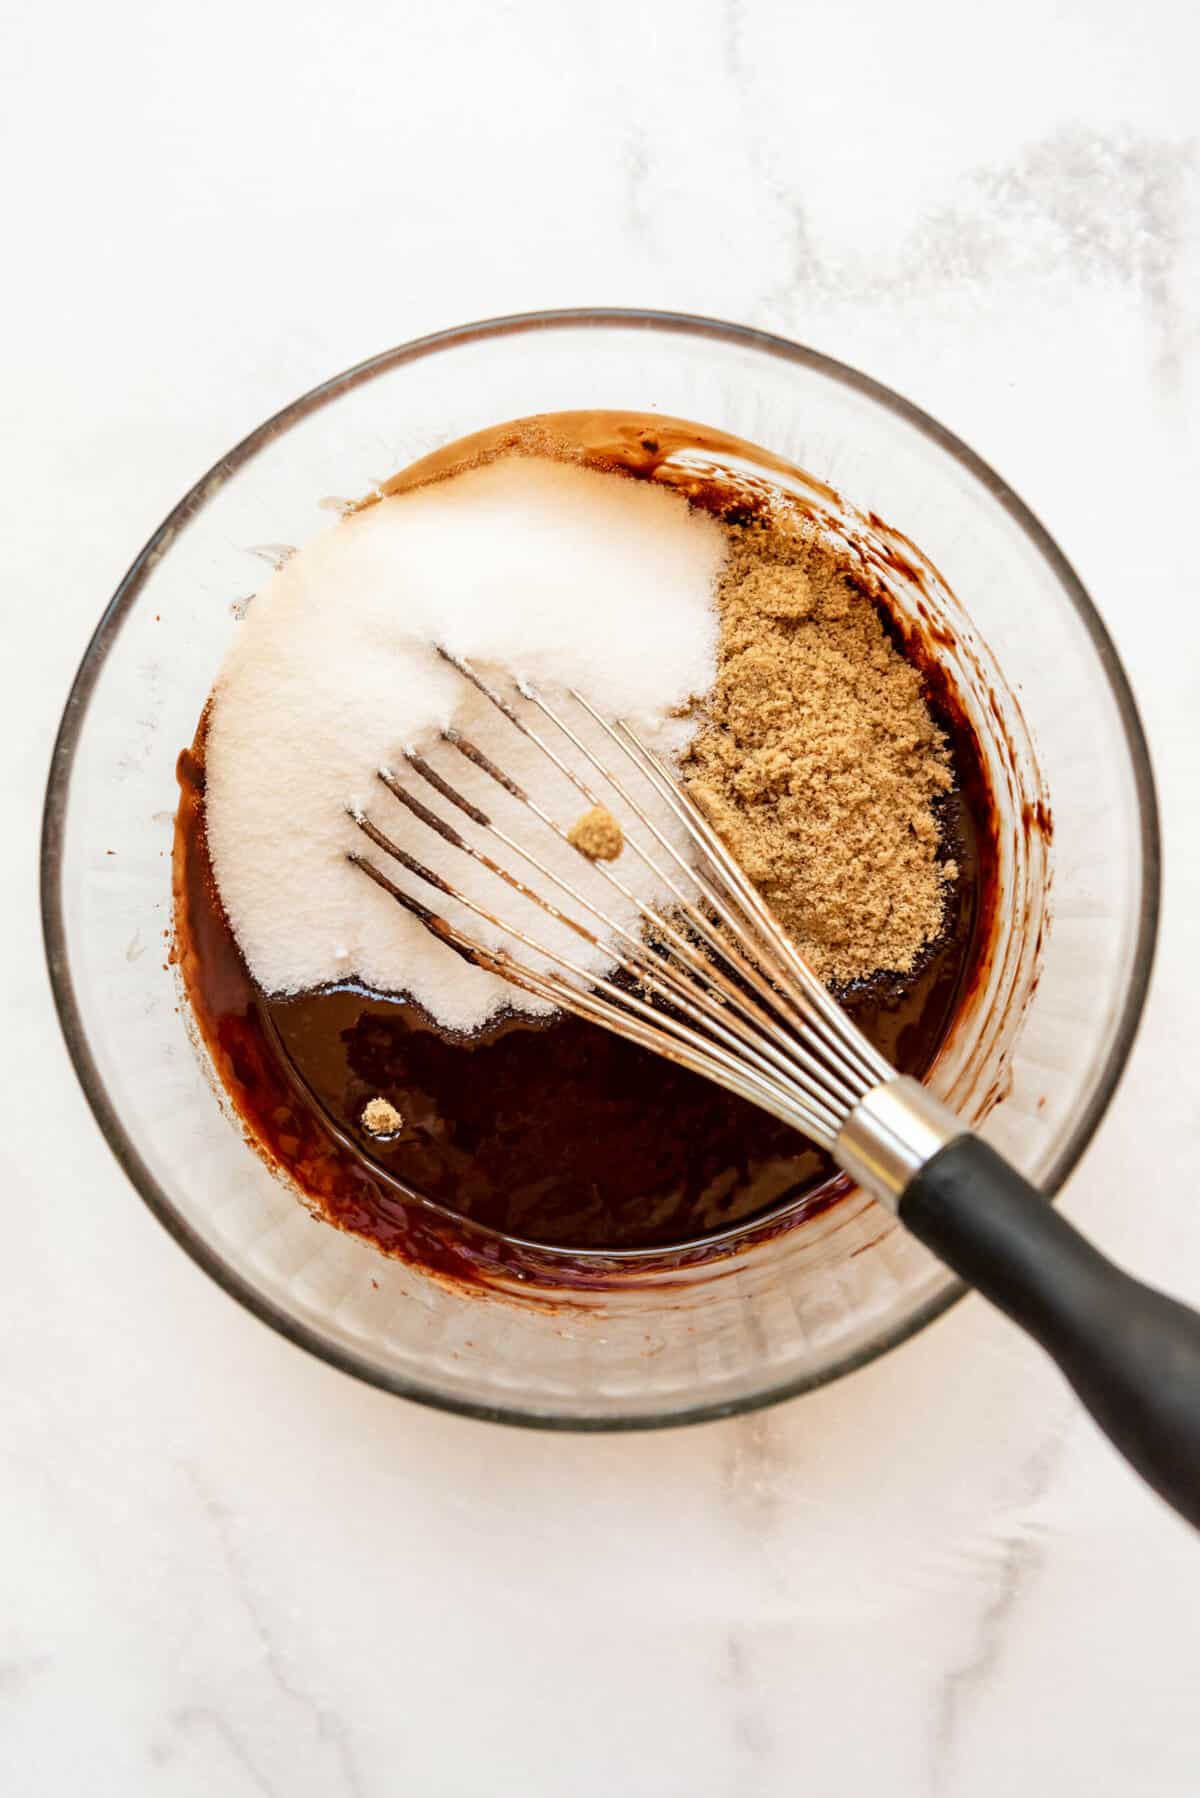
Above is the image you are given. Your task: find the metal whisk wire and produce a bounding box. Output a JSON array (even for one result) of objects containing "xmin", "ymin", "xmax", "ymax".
[{"xmin": 348, "ymin": 651, "xmax": 892, "ymax": 1149}]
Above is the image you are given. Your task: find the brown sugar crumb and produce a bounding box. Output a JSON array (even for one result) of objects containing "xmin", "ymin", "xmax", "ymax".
[
  {"xmin": 683, "ymin": 516, "xmax": 956, "ymax": 985},
  {"xmin": 361, "ymin": 1096, "xmax": 404, "ymax": 1137},
  {"xmin": 568, "ymin": 805, "xmax": 624, "ymax": 861}
]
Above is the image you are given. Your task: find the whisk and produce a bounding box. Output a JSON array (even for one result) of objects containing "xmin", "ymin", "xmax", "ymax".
[{"xmin": 350, "ymin": 650, "xmax": 1200, "ymax": 1529}]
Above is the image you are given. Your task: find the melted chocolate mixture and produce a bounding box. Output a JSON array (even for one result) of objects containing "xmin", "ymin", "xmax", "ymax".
[{"xmin": 173, "ymin": 420, "xmax": 996, "ymax": 1282}]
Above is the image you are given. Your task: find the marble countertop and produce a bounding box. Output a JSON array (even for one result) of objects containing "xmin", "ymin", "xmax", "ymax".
[{"xmin": 4, "ymin": 2, "xmax": 1199, "ymax": 1791}]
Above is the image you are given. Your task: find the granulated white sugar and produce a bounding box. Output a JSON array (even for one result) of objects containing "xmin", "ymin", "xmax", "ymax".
[{"xmin": 204, "ymin": 455, "xmax": 726, "ymax": 1033}]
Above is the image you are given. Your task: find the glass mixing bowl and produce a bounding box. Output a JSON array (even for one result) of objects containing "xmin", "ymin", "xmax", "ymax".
[{"xmin": 42, "ymin": 310, "xmax": 1159, "ymax": 1427}]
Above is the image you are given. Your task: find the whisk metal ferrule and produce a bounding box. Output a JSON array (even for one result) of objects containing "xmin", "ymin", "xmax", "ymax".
[{"xmin": 834, "ymin": 1077, "xmax": 963, "ymax": 1212}]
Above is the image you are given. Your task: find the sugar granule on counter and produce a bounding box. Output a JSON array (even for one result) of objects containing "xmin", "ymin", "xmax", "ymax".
[
  {"xmin": 683, "ymin": 518, "xmax": 957, "ymax": 984},
  {"xmin": 568, "ymin": 805, "xmax": 624, "ymax": 861}
]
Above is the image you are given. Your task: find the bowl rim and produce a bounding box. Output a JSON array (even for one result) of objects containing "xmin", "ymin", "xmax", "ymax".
[{"xmin": 40, "ymin": 306, "xmax": 1162, "ymax": 1431}]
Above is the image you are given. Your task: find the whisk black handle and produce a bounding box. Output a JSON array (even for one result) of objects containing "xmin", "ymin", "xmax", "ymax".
[{"xmin": 900, "ymin": 1135, "xmax": 1200, "ymax": 1532}]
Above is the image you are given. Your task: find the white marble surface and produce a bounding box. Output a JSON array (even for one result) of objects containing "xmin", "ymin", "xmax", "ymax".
[{"xmin": 5, "ymin": 2, "xmax": 1200, "ymax": 1791}]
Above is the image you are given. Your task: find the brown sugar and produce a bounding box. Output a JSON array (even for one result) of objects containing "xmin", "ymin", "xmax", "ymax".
[
  {"xmin": 683, "ymin": 517, "xmax": 957, "ymax": 985},
  {"xmin": 568, "ymin": 805, "xmax": 624, "ymax": 861},
  {"xmin": 361, "ymin": 1096, "xmax": 405, "ymax": 1136}
]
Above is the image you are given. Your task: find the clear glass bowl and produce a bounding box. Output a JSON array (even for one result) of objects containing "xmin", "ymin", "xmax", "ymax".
[{"xmin": 42, "ymin": 310, "xmax": 1159, "ymax": 1427}]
